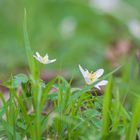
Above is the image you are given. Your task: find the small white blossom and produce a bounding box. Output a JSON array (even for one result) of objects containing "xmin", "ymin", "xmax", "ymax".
[
  {"xmin": 128, "ymin": 19, "xmax": 140, "ymax": 39},
  {"xmin": 90, "ymin": 0, "xmax": 119, "ymax": 13},
  {"xmin": 60, "ymin": 17, "xmax": 77, "ymax": 38},
  {"xmin": 79, "ymin": 65, "xmax": 108, "ymax": 90},
  {"xmin": 33, "ymin": 52, "xmax": 56, "ymax": 64}
]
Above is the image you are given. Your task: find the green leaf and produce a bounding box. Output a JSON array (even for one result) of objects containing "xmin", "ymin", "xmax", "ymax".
[
  {"xmin": 4, "ymin": 74, "xmax": 28, "ymax": 88},
  {"xmin": 13, "ymin": 74, "xmax": 28, "ymax": 88}
]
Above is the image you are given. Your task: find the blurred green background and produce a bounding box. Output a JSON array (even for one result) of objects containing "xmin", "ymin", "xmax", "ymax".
[{"xmin": 0, "ymin": 0, "xmax": 140, "ymax": 80}]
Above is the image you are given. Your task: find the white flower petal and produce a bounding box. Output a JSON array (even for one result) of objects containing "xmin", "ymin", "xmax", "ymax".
[
  {"xmin": 44, "ymin": 53, "xmax": 49, "ymax": 59},
  {"xmin": 79, "ymin": 65, "xmax": 90, "ymax": 84},
  {"xmin": 36, "ymin": 52, "xmax": 41, "ymax": 58},
  {"xmin": 33, "ymin": 55, "xmax": 41, "ymax": 62},
  {"xmin": 94, "ymin": 80, "xmax": 108, "ymax": 90},
  {"xmin": 79, "ymin": 65, "xmax": 86, "ymax": 78},
  {"xmin": 33, "ymin": 55, "xmax": 37, "ymax": 59},
  {"xmin": 47, "ymin": 59, "xmax": 56, "ymax": 64},
  {"xmin": 34, "ymin": 52, "xmax": 42, "ymax": 61},
  {"xmin": 95, "ymin": 69, "xmax": 104, "ymax": 79}
]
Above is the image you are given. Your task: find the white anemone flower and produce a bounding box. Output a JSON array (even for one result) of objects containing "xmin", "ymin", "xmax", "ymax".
[
  {"xmin": 128, "ymin": 19, "xmax": 140, "ymax": 39},
  {"xmin": 60, "ymin": 17, "xmax": 77, "ymax": 38},
  {"xmin": 33, "ymin": 52, "xmax": 56, "ymax": 64},
  {"xmin": 90, "ymin": 0, "xmax": 119, "ymax": 13},
  {"xmin": 79, "ymin": 65, "xmax": 108, "ymax": 90}
]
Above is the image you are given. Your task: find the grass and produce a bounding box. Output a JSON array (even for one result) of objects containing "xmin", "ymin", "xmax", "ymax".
[{"xmin": 0, "ymin": 10, "xmax": 140, "ymax": 140}]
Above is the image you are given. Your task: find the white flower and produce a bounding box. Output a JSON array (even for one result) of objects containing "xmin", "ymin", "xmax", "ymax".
[
  {"xmin": 90, "ymin": 0, "xmax": 119, "ymax": 13},
  {"xmin": 128, "ymin": 19, "xmax": 140, "ymax": 39},
  {"xmin": 60, "ymin": 17, "xmax": 77, "ymax": 38},
  {"xmin": 33, "ymin": 52, "xmax": 56, "ymax": 64},
  {"xmin": 79, "ymin": 65, "xmax": 108, "ymax": 90}
]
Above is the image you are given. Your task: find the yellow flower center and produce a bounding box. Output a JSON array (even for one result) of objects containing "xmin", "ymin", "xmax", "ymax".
[
  {"xmin": 87, "ymin": 72, "xmax": 96, "ymax": 83},
  {"xmin": 42, "ymin": 57, "xmax": 48, "ymax": 64}
]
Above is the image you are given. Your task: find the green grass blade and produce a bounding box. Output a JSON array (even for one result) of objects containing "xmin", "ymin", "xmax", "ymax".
[
  {"xmin": 23, "ymin": 9, "xmax": 39, "ymax": 79},
  {"xmin": 112, "ymin": 89, "xmax": 120, "ymax": 131},
  {"xmin": 0, "ymin": 93, "xmax": 8, "ymax": 117},
  {"xmin": 127, "ymin": 97, "xmax": 140, "ymax": 140},
  {"xmin": 102, "ymin": 76, "xmax": 112, "ymax": 139}
]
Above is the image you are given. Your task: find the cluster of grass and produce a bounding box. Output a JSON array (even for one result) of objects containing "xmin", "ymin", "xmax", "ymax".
[{"xmin": 0, "ymin": 11, "xmax": 140, "ymax": 140}]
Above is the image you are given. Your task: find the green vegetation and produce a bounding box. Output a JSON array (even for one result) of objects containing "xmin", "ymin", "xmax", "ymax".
[
  {"xmin": 0, "ymin": 0, "xmax": 140, "ymax": 139},
  {"xmin": 0, "ymin": 7, "xmax": 140, "ymax": 140}
]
